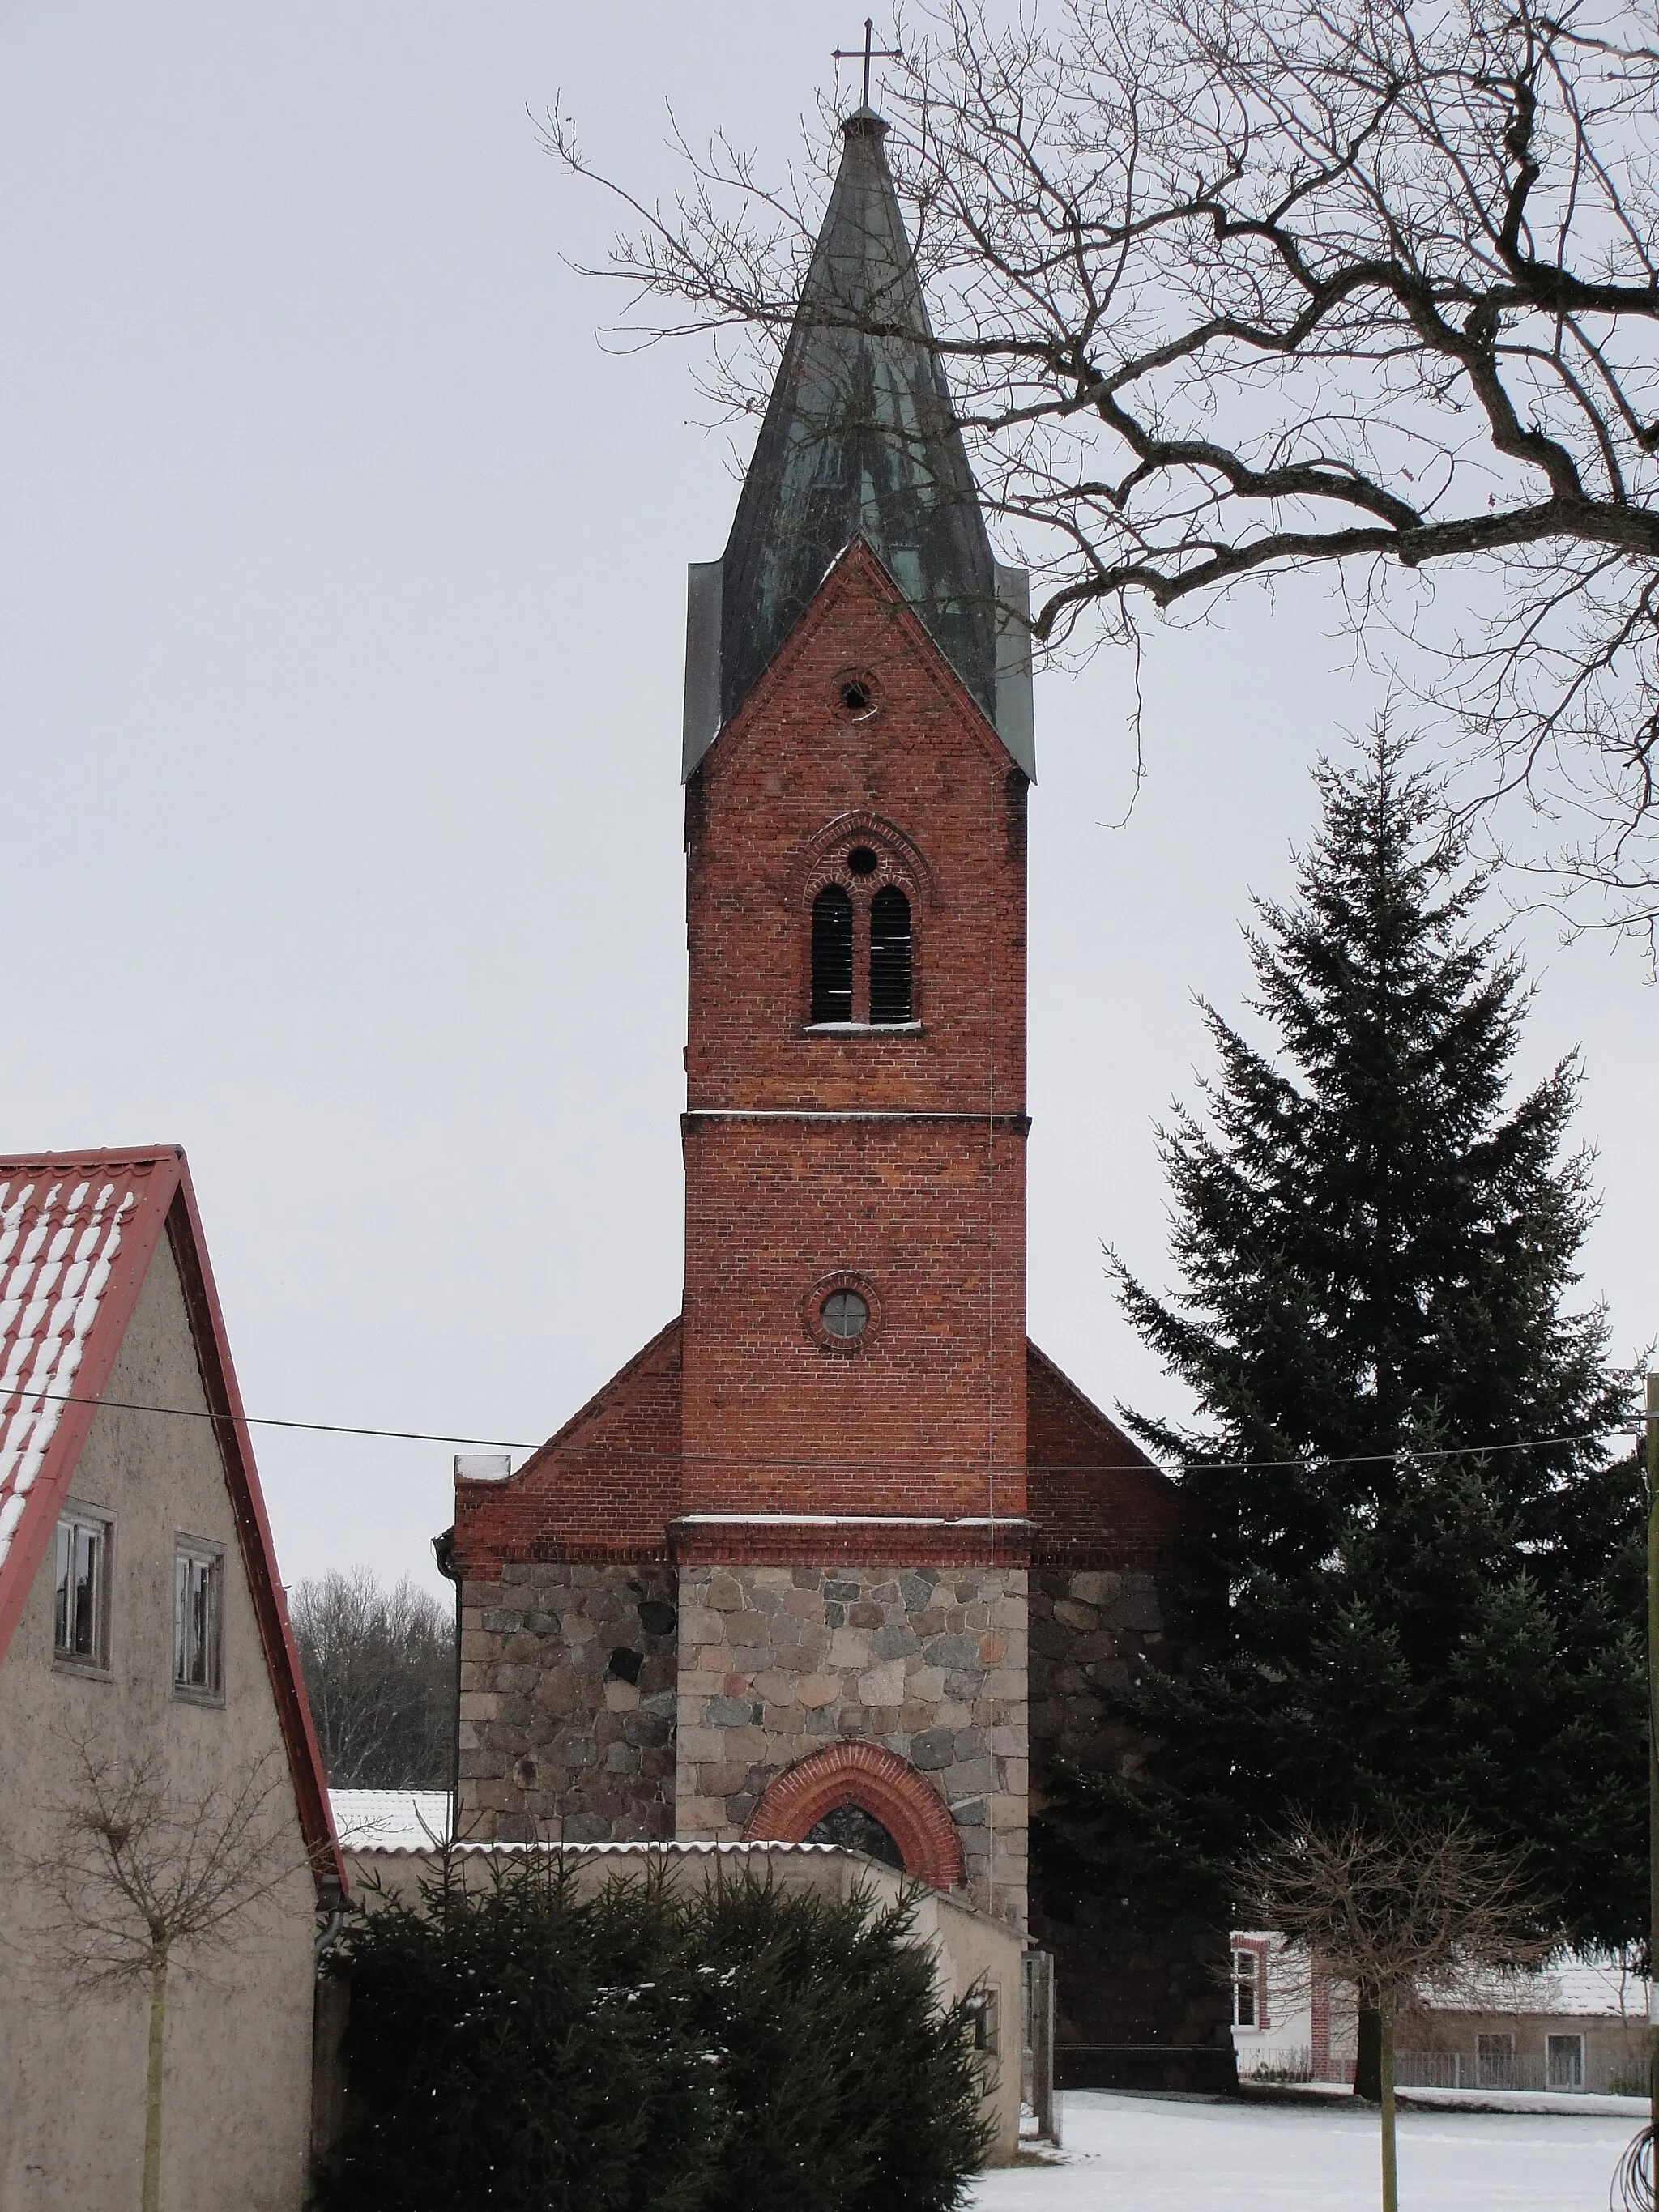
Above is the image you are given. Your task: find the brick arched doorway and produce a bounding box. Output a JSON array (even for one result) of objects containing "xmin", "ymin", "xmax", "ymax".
[{"xmin": 742, "ymin": 1742, "xmax": 964, "ymax": 1890}]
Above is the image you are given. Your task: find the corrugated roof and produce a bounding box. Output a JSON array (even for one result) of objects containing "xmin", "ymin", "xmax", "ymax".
[
  {"xmin": 331, "ymin": 1788, "xmax": 454, "ymax": 1850},
  {"xmin": 332, "ymin": 1792, "xmax": 851, "ymax": 1862},
  {"xmin": 347, "ymin": 1836, "xmax": 851, "ymax": 1860}
]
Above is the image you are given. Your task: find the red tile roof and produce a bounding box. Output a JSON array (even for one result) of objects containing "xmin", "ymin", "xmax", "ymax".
[{"xmin": 0, "ymin": 1147, "xmax": 343, "ymax": 1897}]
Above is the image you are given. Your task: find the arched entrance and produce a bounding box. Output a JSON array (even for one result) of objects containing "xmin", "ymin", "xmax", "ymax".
[{"xmin": 742, "ymin": 1742, "xmax": 964, "ymax": 1890}]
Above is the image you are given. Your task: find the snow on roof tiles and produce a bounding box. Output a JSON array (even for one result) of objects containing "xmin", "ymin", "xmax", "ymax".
[{"xmin": 0, "ymin": 1161, "xmax": 159, "ymax": 1567}]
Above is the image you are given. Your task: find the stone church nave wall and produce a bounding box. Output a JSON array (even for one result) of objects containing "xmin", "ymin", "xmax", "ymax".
[{"xmin": 458, "ymin": 1562, "xmax": 679, "ymax": 1843}]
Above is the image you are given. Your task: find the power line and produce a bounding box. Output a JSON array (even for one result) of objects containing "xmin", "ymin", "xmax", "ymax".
[{"xmin": 0, "ymin": 1379, "xmax": 1641, "ymax": 1477}]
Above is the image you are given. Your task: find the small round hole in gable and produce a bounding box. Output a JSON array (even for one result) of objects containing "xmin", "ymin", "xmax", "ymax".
[
  {"xmin": 847, "ymin": 846, "xmax": 878, "ymax": 877},
  {"xmin": 834, "ymin": 671, "xmax": 880, "ymax": 719}
]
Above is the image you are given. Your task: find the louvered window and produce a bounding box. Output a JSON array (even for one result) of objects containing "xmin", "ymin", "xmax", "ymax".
[
  {"xmin": 868, "ymin": 885, "xmax": 912, "ymax": 1023},
  {"xmin": 811, "ymin": 884, "xmax": 855, "ymax": 1021}
]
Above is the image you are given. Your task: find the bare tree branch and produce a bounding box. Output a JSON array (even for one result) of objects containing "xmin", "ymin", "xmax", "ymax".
[
  {"xmin": 14, "ymin": 1742, "xmax": 317, "ymax": 2212},
  {"xmin": 545, "ymin": 0, "xmax": 1659, "ymax": 940}
]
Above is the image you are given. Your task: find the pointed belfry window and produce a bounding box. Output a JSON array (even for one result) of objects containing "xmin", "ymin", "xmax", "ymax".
[
  {"xmin": 812, "ymin": 884, "xmax": 855, "ymax": 1021},
  {"xmin": 868, "ymin": 886, "xmax": 912, "ymax": 1024}
]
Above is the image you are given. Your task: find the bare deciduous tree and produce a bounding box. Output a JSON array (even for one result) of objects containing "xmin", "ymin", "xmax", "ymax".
[
  {"xmin": 23, "ymin": 1745, "xmax": 310, "ymax": 2212},
  {"xmin": 290, "ymin": 1566, "xmax": 454, "ymax": 1788},
  {"xmin": 548, "ymin": 0, "xmax": 1659, "ymax": 940},
  {"xmin": 1241, "ymin": 1813, "xmax": 1550, "ymax": 2212}
]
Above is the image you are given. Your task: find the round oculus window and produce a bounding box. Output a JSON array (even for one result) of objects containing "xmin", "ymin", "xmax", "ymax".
[
  {"xmin": 820, "ymin": 1289, "xmax": 870, "ymax": 1340},
  {"xmin": 847, "ymin": 846, "xmax": 878, "ymax": 876}
]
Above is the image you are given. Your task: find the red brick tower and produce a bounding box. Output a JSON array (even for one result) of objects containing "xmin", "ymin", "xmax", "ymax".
[{"xmin": 669, "ymin": 106, "xmax": 1036, "ymax": 1925}]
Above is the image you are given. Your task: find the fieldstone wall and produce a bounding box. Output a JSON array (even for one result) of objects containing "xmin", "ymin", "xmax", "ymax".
[
  {"xmin": 1028, "ymin": 1566, "xmax": 1178, "ymax": 1771},
  {"xmin": 458, "ymin": 1563, "xmax": 680, "ymax": 1843},
  {"xmin": 1027, "ymin": 1564, "xmax": 1235, "ymax": 2091},
  {"xmin": 675, "ymin": 1563, "xmax": 1028, "ymax": 1929}
]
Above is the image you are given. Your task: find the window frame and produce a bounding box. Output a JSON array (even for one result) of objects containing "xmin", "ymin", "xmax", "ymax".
[
  {"xmin": 1546, "ymin": 2032, "xmax": 1585, "ymax": 2091},
  {"xmin": 1475, "ymin": 2031, "xmax": 1516, "ymax": 2088},
  {"xmin": 796, "ymin": 819, "xmax": 927, "ymax": 1034},
  {"xmin": 173, "ymin": 1535, "xmax": 227, "ymax": 1705},
  {"xmin": 867, "ymin": 882, "xmax": 915, "ymax": 1025},
  {"xmin": 1231, "ymin": 1946, "xmax": 1263, "ymax": 2029},
  {"xmin": 52, "ymin": 1502, "xmax": 114, "ymax": 1676},
  {"xmin": 809, "ymin": 881, "xmax": 856, "ymax": 1024}
]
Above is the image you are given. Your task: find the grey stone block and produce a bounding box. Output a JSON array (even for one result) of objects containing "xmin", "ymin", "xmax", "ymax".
[
  {"xmin": 872, "ymin": 1622, "xmax": 920, "ymax": 1660},
  {"xmin": 911, "ymin": 1728, "xmax": 954, "ymax": 1771},
  {"xmin": 706, "ymin": 1697, "xmax": 759, "ymax": 1728}
]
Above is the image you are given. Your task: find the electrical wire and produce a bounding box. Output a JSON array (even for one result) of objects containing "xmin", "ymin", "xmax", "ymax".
[
  {"xmin": 0, "ymin": 1379, "xmax": 1644, "ymax": 1476},
  {"xmin": 1613, "ymin": 2125, "xmax": 1653, "ymax": 2212}
]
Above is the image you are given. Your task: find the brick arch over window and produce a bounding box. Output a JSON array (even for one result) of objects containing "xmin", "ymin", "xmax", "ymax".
[
  {"xmin": 743, "ymin": 1742, "xmax": 964, "ymax": 1890},
  {"xmin": 795, "ymin": 813, "xmax": 931, "ymax": 1029},
  {"xmin": 789, "ymin": 810, "xmax": 935, "ymax": 909}
]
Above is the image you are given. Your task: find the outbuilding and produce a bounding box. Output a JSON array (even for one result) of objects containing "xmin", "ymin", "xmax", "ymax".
[{"xmin": 0, "ymin": 1147, "xmax": 342, "ymax": 2210}]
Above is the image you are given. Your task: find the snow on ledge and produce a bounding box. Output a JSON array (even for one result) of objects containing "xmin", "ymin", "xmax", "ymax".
[{"xmin": 672, "ymin": 1512, "xmax": 1035, "ymax": 1528}]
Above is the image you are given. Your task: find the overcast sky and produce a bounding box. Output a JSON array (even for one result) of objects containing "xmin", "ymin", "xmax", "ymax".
[{"xmin": 3, "ymin": 3, "xmax": 1649, "ymax": 1601}]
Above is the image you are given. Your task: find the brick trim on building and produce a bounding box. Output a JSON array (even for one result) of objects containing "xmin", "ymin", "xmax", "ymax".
[{"xmin": 742, "ymin": 1741, "xmax": 965, "ymax": 1890}]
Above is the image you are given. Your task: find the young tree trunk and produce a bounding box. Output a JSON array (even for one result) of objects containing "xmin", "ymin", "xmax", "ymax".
[
  {"xmin": 1378, "ymin": 2008, "xmax": 1399, "ymax": 2212},
  {"xmin": 142, "ymin": 1943, "xmax": 168, "ymax": 2212},
  {"xmin": 1355, "ymin": 2005, "xmax": 1383, "ymax": 2102}
]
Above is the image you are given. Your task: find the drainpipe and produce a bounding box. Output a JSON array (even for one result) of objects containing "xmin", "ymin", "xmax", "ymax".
[{"xmin": 433, "ymin": 1525, "xmax": 461, "ymax": 1844}]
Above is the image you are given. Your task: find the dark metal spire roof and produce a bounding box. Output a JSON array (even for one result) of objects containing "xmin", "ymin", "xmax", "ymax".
[{"xmin": 714, "ymin": 107, "xmax": 1000, "ymax": 731}]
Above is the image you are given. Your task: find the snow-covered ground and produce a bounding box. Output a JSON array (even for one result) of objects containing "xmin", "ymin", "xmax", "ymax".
[{"xmin": 970, "ymin": 2090, "xmax": 1640, "ymax": 2210}]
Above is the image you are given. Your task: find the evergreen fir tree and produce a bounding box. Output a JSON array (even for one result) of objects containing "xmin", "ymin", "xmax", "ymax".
[{"xmin": 1057, "ymin": 731, "xmax": 1642, "ymax": 1954}]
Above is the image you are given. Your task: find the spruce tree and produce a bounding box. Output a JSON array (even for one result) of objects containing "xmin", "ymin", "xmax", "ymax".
[{"xmin": 1059, "ymin": 732, "xmax": 1643, "ymax": 1962}]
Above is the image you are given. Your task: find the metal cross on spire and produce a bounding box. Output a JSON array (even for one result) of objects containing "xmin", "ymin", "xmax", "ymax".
[{"xmin": 833, "ymin": 17, "xmax": 902, "ymax": 109}]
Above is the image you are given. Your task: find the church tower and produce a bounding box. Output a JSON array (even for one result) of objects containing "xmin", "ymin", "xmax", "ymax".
[
  {"xmin": 448, "ymin": 91, "xmax": 1232, "ymax": 2082},
  {"xmin": 673, "ymin": 104, "xmax": 1037, "ymax": 1926}
]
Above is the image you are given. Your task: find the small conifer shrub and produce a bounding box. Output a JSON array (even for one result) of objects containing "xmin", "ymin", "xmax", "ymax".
[{"xmin": 318, "ymin": 1852, "xmax": 993, "ymax": 2212}]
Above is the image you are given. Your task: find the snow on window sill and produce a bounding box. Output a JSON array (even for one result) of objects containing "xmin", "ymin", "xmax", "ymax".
[{"xmin": 801, "ymin": 1021, "xmax": 923, "ymax": 1035}]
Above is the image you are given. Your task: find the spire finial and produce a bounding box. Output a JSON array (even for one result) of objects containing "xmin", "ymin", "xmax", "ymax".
[{"xmin": 833, "ymin": 17, "xmax": 902, "ymax": 109}]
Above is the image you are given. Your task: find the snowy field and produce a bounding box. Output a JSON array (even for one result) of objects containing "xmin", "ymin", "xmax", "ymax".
[{"xmin": 969, "ymin": 2091, "xmax": 1640, "ymax": 2211}]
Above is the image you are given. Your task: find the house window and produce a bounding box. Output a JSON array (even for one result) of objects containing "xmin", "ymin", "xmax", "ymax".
[
  {"xmin": 868, "ymin": 886, "xmax": 912, "ymax": 1023},
  {"xmin": 1476, "ymin": 2032, "xmax": 1516, "ymax": 2089},
  {"xmin": 1546, "ymin": 2034, "xmax": 1584, "ymax": 2091},
  {"xmin": 53, "ymin": 1510, "xmax": 111, "ymax": 1669},
  {"xmin": 173, "ymin": 1541, "xmax": 224, "ymax": 1700},
  {"xmin": 811, "ymin": 884, "xmax": 855, "ymax": 1022},
  {"xmin": 1232, "ymin": 1949, "xmax": 1260, "ymax": 2028},
  {"xmin": 963, "ymin": 1988, "xmax": 1000, "ymax": 2054}
]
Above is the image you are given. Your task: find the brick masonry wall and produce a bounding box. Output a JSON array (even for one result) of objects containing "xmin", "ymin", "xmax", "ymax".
[
  {"xmin": 458, "ymin": 1563, "xmax": 680, "ymax": 1843},
  {"xmin": 452, "ymin": 1320, "xmax": 683, "ymax": 1566},
  {"xmin": 680, "ymin": 1118, "xmax": 1027, "ymax": 1522},
  {"xmin": 675, "ymin": 1562, "xmax": 1028, "ymax": 1929},
  {"xmin": 686, "ymin": 543, "xmax": 1026, "ymax": 1118},
  {"xmin": 680, "ymin": 546, "xmax": 1030, "ymax": 1530}
]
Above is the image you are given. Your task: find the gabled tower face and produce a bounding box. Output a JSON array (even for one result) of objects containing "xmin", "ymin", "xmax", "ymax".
[
  {"xmin": 680, "ymin": 546, "xmax": 1030, "ymax": 1528},
  {"xmin": 673, "ymin": 112, "xmax": 1032, "ymax": 1927}
]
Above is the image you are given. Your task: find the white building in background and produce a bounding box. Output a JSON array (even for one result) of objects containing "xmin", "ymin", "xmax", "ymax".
[
  {"xmin": 0, "ymin": 1148, "xmax": 343, "ymax": 2210},
  {"xmin": 1230, "ymin": 1931, "xmax": 1650, "ymax": 2095}
]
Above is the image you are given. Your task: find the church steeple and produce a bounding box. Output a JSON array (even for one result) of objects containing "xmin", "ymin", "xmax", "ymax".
[{"xmin": 683, "ymin": 107, "xmax": 1033, "ymax": 777}]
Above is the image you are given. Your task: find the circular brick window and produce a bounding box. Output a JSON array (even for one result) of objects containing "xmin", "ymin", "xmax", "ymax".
[
  {"xmin": 821, "ymin": 1289, "xmax": 869, "ymax": 1340},
  {"xmin": 804, "ymin": 1271, "xmax": 880, "ymax": 1352}
]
